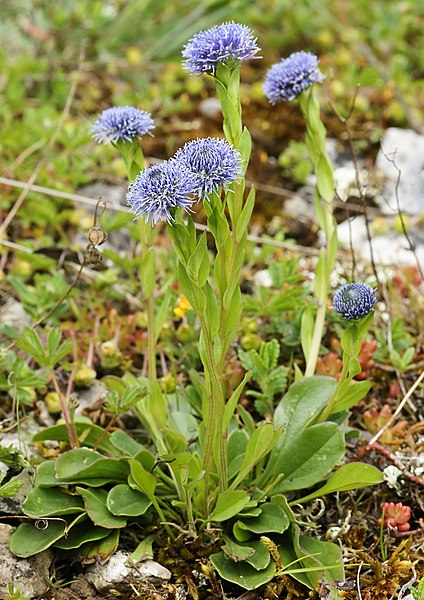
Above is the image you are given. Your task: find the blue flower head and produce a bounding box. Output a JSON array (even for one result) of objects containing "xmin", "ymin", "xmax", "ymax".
[
  {"xmin": 332, "ymin": 283, "xmax": 377, "ymax": 320},
  {"xmin": 127, "ymin": 161, "xmax": 197, "ymax": 226},
  {"xmin": 263, "ymin": 51, "xmax": 325, "ymax": 104},
  {"xmin": 182, "ymin": 21, "xmax": 260, "ymax": 76},
  {"xmin": 91, "ymin": 106, "xmax": 154, "ymax": 144},
  {"xmin": 172, "ymin": 137, "xmax": 243, "ymax": 199}
]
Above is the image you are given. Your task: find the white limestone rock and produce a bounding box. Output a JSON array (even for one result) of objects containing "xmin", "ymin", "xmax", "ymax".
[
  {"xmin": 85, "ymin": 550, "xmax": 171, "ymax": 593},
  {"xmin": 375, "ymin": 128, "xmax": 424, "ymax": 216},
  {"xmin": 0, "ymin": 524, "xmax": 53, "ymax": 598}
]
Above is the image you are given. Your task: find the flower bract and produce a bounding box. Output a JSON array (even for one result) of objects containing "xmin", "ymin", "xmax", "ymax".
[
  {"xmin": 91, "ymin": 106, "xmax": 154, "ymax": 144},
  {"xmin": 263, "ymin": 51, "xmax": 325, "ymax": 104},
  {"xmin": 127, "ymin": 161, "xmax": 197, "ymax": 225},
  {"xmin": 182, "ymin": 21, "xmax": 260, "ymax": 76},
  {"xmin": 172, "ymin": 137, "xmax": 243, "ymax": 199},
  {"xmin": 332, "ymin": 283, "xmax": 377, "ymax": 320}
]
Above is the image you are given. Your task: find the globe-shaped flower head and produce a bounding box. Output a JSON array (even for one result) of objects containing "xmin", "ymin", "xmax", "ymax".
[
  {"xmin": 173, "ymin": 137, "xmax": 243, "ymax": 199},
  {"xmin": 263, "ymin": 51, "xmax": 325, "ymax": 104},
  {"xmin": 127, "ymin": 161, "xmax": 198, "ymax": 226},
  {"xmin": 182, "ymin": 21, "xmax": 260, "ymax": 76},
  {"xmin": 333, "ymin": 283, "xmax": 377, "ymax": 320},
  {"xmin": 91, "ymin": 106, "xmax": 154, "ymax": 144}
]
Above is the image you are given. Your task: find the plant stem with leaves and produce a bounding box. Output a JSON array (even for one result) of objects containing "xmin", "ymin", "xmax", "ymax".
[{"xmin": 298, "ymin": 87, "xmax": 337, "ymax": 377}]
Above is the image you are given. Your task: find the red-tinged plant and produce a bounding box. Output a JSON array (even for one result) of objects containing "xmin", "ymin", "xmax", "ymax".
[
  {"xmin": 355, "ymin": 339, "xmax": 378, "ymax": 380},
  {"xmin": 379, "ymin": 502, "xmax": 411, "ymax": 532},
  {"xmin": 316, "ymin": 351, "xmax": 343, "ymax": 379},
  {"xmin": 363, "ymin": 404, "xmax": 409, "ymax": 445},
  {"xmin": 392, "ymin": 265, "xmax": 423, "ymax": 298}
]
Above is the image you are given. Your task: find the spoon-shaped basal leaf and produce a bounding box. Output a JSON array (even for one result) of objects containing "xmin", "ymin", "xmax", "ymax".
[
  {"xmin": 209, "ymin": 490, "xmax": 250, "ymax": 522},
  {"xmin": 210, "ymin": 551, "xmax": 276, "ymax": 590},
  {"xmin": 76, "ymin": 487, "xmax": 127, "ymax": 529},
  {"xmin": 9, "ymin": 513, "xmax": 85, "ymax": 558},
  {"xmin": 23, "ymin": 487, "xmax": 84, "ymax": 517},
  {"xmin": 107, "ymin": 484, "xmax": 152, "ymax": 516},
  {"xmin": 293, "ymin": 462, "xmax": 383, "ymax": 505}
]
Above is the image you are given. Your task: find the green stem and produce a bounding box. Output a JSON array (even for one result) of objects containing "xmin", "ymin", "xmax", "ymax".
[
  {"xmin": 151, "ymin": 496, "xmax": 175, "ymax": 540},
  {"xmin": 199, "ymin": 315, "xmax": 227, "ymax": 492},
  {"xmin": 146, "ymin": 291, "xmax": 157, "ymax": 381},
  {"xmin": 319, "ymin": 357, "xmax": 349, "ymax": 421},
  {"xmin": 300, "ymin": 88, "xmax": 337, "ymax": 377}
]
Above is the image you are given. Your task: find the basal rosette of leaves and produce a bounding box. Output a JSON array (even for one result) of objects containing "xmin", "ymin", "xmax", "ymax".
[{"xmin": 11, "ymin": 376, "xmax": 382, "ymax": 590}]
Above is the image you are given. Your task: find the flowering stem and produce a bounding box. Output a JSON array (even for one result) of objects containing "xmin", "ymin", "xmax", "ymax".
[
  {"xmin": 199, "ymin": 315, "xmax": 227, "ymax": 491},
  {"xmin": 50, "ymin": 368, "xmax": 77, "ymax": 449},
  {"xmin": 119, "ymin": 140, "xmax": 158, "ymax": 383},
  {"xmin": 319, "ymin": 312, "xmax": 373, "ymax": 421},
  {"xmin": 299, "ymin": 88, "xmax": 337, "ymax": 377}
]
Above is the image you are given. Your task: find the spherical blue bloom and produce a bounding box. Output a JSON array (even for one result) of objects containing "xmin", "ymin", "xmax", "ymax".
[
  {"xmin": 127, "ymin": 161, "xmax": 197, "ymax": 226},
  {"xmin": 172, "ymin": 137, "xmax": 243, "ymax": 199},
  {"xmin": 263, "ymin": 51, "xmax": 325, "ymax": 104},
  {"xmin": 332, "ymin": 283, "xmax": 377, "ymax": 320},
  {"xmin": 182, "ymin": 21, "xmax": 260, "ymax": 76},
  {"xmin": 91, "ymin": 106, "xmax": 154, "ymax": 144}
]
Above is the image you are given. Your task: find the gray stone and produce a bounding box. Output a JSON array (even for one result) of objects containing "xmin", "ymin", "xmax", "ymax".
[
  {"xmin": 78, "ymin": 183, "xmax": 126, "ymax": 207},
  {"xmin": 199, "ymin": 97, "xmax": 222, "ymax": 120},
  {"xmin": 0, "ymin": 524, "xmax": 53, "ymax": 598},
  {"xmin": 74, "ymin": 379, "xmax": 107, "ymax": 414},
  {"xmin": 375, "ymin": 128, "xmax": 424, "ymax": 215},
  {"xmin": 336, "ymin": 215, "xmax": 424, "ymax": 267},
  {"xmin": 0, "ymin": 300, "xmax": 31, "ymax": 332},
  {"xmin": 253, "ymin": 269, "xmax": 273, "ymax": 289},
  {"xmin": 85, "ymin": 550, "xmax": 171, "ymax": 593}
]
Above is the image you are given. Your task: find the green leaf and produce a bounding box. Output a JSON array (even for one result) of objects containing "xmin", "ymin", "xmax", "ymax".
[
  {"xmin": 270, "ymin": 423, "xmax": 345, "ymax": 493},
  {"xmin": 235, "ymin": 186, "xmax": 255, "ymax": 242},
  {"xmin": 23, "ymin": 487, "xmax": 84, "ymax": 517},
  {"xmin": 187, "ymin": 232, "xmax": 209, "ymax": 287},
  {"xmin": 109, "ymin": 429, "xmax": 145, "ymax": 456},
  {"xmin": 274, "ymin": 375, "xmax": 337, "ymax": 447},
  {"xmin": 210, "ymin": 551, "xmax": 276, "ymax": 590},
  {"xmin": 154, "ymin": 288, "xmax": 172, "ymax": 343},
  {"xmin": 32, "ymin": 418, "xmax": 115, "ymax": 454},
  {"xmin": 316, "ymin": 153, "xmax": 334, "ymax": 202},
  {"xmin": 177, "ymin": 261, "xmax": 206, "ymax": 315},
  {"xmin": 76, "ymin": 487, "xmax": 127, "ymax": 529},
  {"xmin": 223, "ymin": 371, "xmax": 251, "ymax": 431},
  {"xmin": 55, "ymin": 449, "xmax": 129, "ymax": 482},
  {"xmin": 242, "ymin": 540, "xmax": 271, "ymax": 570},
  {"xmin": 230, "ymin": 423, "xmax": 281, "ymax": 489},
  {"xmin": 139, "ymin": 247, "xmax": 155, "ymax": 298},
  {"xmin": 106, "ymin": 484, "xmax": 151, "ymax": 517},
  {"xmin": 34, "ymin": 460, "xmax": 60, "ymax": 487},
  {"xmin": 273, "ymin": 377, "xmax": 337, "ymax": 444},
  {"xmin": 129, "ymin": 534, "xmax": 156, "ymax": 563},
  {"xmin": 296, "ymin": 533, "xmax": 343, "ymax": 588},
  {"xmin": 81, "ymin": 529, "xmax": 120, "ymax": 561},
  {"xmin": 15, "ymin": 327, "xmax": 45, "ymax": 365},
  {"xmin": 209, "ymin": 490, "xmax": 250, "ymax": 522},
  {"xmin": 129, "ymin": 459, "xmax": 156, "ymax": 500},
  {"xmin": 333, "ymin": 380, "xmax": 372, "ymax": 412},
  {"xmin": 294, "ymin": 463, "xmax": 383, "ymax": 504},
  {"xmin": 300, "ymin": 306, "xmax": 314, "ymax": 362},
  {"xmin": 9, "ymin": 513, "xmax": 84, "ymax": 558},
  {"xmin": 228, "ymin": 429, "xmax": 249, "ymax": 480},
  {"xmin": 167, "ymin": 411, "xmax": 199, "ymax": 439},
  {"xmin": 222, "ymin": 536, "xmax": 255, "ymax": 562},
  {"xmin": 54, "ymin": 521, "xmax": 111, "ymax": 550},
  {"xmin": 236, "ymin": 503, "xmax": 290, "ymax": 535}
]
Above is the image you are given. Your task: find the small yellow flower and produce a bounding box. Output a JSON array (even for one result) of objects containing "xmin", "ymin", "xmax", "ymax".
[{"xmin": 173, "ymin": 295, "xmax": 192, "ymax": 318}]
